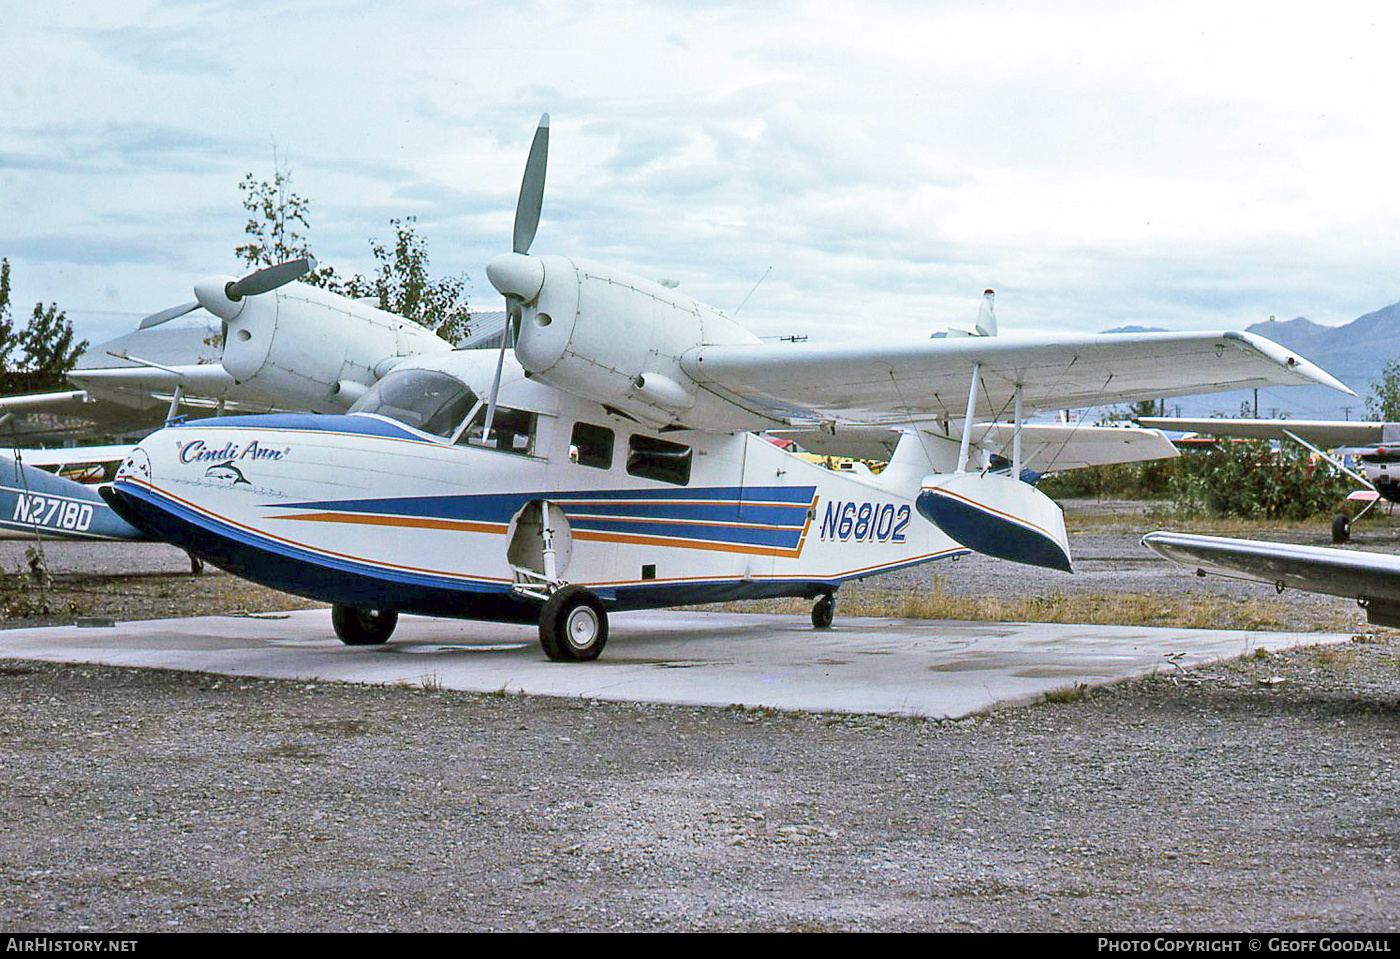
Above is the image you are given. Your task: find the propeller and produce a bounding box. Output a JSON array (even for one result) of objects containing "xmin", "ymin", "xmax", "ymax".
[
  {"xmin": 137, "ymin": 301, "xmax": 200, "ymax": 330},
  {"xmin": 483, "ymin": 114, "xmax": 550, "ymax": 438},
  {"xmin": 140, "ymin": 257, "xmax": 319, "ymax": 331},
  {"xmin": 224, "ymin": 257, "xmax": 317, "ymax": 301}
]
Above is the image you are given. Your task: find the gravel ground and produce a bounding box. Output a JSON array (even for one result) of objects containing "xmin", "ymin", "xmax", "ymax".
[{"xmin": 0, "ymin": 504, "xmax": 1396, "ymax": 931}]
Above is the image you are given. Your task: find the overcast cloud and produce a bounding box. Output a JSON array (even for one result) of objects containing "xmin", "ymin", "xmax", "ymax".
[{"xmin": 4, "ymin": 0, "xmax": 1400, "ymax": 346}]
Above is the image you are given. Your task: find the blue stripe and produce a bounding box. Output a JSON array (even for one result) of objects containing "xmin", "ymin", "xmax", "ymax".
[
  {"xmin": 115, "ymin": 480, "xmax": 513, "ymax": 594},
  {"xmin": 566, "ymin": 500, "xmax": 810, "ymax": 526},
  {"xmin": 280, "ymin": 485, "xmax": 818, "ymax": 527},
  {"xmin": 172, "ymin": 413, "xmax": 427, "ymax": 442},
  {"xmin": 572, "ymin": 517, "xmax": 805, "ymax": 549}
]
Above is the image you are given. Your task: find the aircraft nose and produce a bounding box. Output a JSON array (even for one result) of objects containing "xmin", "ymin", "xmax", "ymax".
[{"xmin": 486, "ymin": 253, "xmax": 545, "ymax": 303}]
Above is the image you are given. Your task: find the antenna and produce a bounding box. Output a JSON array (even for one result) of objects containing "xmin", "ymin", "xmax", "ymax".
[{"xmin": 733, "ymin": 266, "xmax": 772, "ymax": 316}]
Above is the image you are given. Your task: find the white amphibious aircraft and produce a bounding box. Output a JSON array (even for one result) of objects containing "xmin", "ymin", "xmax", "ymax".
[{"xmin": 101, "ymin": 115, "xmax": 1351, "ymax": 660}]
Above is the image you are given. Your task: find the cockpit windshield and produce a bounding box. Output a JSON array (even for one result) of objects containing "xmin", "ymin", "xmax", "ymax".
[{"xmin": 348, "ymin": 369, "xmax": 479, "ymax": 439}]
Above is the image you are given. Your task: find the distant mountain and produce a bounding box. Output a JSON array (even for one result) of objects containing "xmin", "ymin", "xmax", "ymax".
[
  {"xmin": 1146, "ymin": 303, "xmax": 1400, "ymax": 420},
  {"xmin": 1100, "ymin": 325, "xmax": 1170, "ymax": 334}
]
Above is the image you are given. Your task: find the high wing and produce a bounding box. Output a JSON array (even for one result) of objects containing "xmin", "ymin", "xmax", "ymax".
[
  {"xmin": 0, "ymin": 390, "xmax": 94, "ymax": 415},
  {"xmin": 1142, "ymin": 530, "xmax": 1400, "ymax": 626},
  {"xmin": 68, "ymin": 363, "xmax": 237, "ymax": 399},
  {"xmin": 772, "ymin": 422, "xmax": 1178, "ymax": 470},
  {"xmin": 681, "ymin": 330, "xmax": 1351, "ymax": 427},
  {"xmin": 1139, "ymin": 416, "xmax": 1394, "ymax": 449}
]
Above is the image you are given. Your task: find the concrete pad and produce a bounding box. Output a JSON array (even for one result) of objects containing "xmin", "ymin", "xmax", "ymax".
[{"xmin": 0, "ymin": 610, "xmax": 1355, "ymax": 718}]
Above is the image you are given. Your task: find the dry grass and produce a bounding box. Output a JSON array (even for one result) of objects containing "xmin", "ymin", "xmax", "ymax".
[
  {"xmin": 1307, "ymin": 645, "xmax": 1359, "ymax": 669},
  {"xmin": 707, "ymin": 583, "xmax": 1359, "ymax": 632},
  {"xmin": 1065, "ymin": 500, "xmax": 1400, "ymax": 537}
]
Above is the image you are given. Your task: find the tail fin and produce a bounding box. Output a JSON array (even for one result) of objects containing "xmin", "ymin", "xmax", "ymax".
[{"xmin": 974, "ymin": 289, "xmax": 996, "ymax": 337}]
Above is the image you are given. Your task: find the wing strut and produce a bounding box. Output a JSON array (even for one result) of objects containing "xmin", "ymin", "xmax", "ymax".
[
  {"xmin": 956, "ymin": 363, "xmax": 981, "ymax": 473},
  {"xmin": 1012, "ymin": 383, "xmax": 1024, "ymax": 479},
  {"xmin": 1281, "ymin": 428, "xmax": 1381, "ymax": 523}
]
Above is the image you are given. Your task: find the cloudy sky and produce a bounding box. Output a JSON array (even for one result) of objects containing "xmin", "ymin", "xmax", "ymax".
[{"xmin": 5, "ymin": 0, "xmax": 1400, "ymax": 349}]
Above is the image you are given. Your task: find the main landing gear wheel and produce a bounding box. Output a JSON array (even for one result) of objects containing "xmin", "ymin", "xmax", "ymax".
[
  {"xmin": 1332, "ymin": 512, "xmax": 1351, "ymax": 544},
  {"xmin": 539, "ymin": 586, "xmax": 608, "ymax": 662},
  {"xmin": 332, "ymin": 604, "xmax": 398, "ymax": 646},
  {"xmin": 812, "ymin": 593, "xmax": 835, "ymax": 629}
]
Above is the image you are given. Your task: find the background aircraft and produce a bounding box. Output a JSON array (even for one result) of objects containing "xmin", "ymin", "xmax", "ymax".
[
  {"xmin": 1142, "ymin": 530, "xmax": 1400, "ymax": 628},
  {"xmin": 100, "ymin": 115, "xmax": 1353, "ymax": 660},
  {"xmin": 1140, "ymin": 416, "xmax": 1397, "ymax": 541},
  {"xmin": 0, "ymin": 257, "xmax": 461, "ymax": 545}
]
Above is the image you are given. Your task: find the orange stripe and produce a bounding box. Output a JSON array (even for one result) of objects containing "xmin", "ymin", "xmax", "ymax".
[
  {"xmin": 572, "ymin": 529, "xmax": 804, "ymax": 558},
  {"xmin": 567, "ymin": 512, "xmax": 807, "ymax": 532},
  {"xmin": 121, "ymin": 479, "xmax": 513, "ymax": 584},
  {"xmin": 277, "ymin": 511, "xmax": 507, "ymax": 535}
]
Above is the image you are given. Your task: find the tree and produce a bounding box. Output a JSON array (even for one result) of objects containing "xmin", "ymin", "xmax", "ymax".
[
  {"xmin": 343, "ymin": 217, "xmax": 472, "ymax": 343},
  {"xmin": 237, "ymin": 162, "xmax": 472, "ymax": 342},
  {"xmin": 235, "ymin": 156, "xmax": 341, "ymax": 290},
  {"xmin": 17, "ymin": 301, "xmax": 84, "ymax": 390},
  {"xmin": 0, "ymin": 259, "xmax": 16, "ymax": 370},
  {"xmin": 0, "ymin": 258, "xmax": 88, "ymax": 394},
  {"xmin": 1366, "ymin": 358, "xmax": 1400, "ymax": 421}
]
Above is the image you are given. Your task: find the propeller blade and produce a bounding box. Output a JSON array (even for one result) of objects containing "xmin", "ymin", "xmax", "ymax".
[
  {"xmin": 512, "ymin": 114, "xmax": 550, "ymax": 255},
  {"xmin": 137, "ymin": 301, "xmax": 199, "ymax": 330},
  {"xmin": 226, "ymin": 257, "xmax": 317, "ymax": 300},
  {"xmin": 481, "ymin": 302, "xmax": 519, "ymax": 442}
]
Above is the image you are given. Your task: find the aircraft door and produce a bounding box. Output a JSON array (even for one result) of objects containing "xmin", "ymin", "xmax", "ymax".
[{"xmin": 738, "ymin": 435, "xmax": 784, "ymax": 583}]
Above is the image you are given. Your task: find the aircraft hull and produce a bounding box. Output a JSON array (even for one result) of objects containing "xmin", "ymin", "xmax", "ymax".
[{"xmin": 107, "ymin": 413, "xmax": 967, "ymax": 621}]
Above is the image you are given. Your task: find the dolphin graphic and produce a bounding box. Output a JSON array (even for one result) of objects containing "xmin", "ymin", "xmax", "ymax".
[{"xmin": 204, "ymin": 460, "xmax": 252, "ymax": 486}]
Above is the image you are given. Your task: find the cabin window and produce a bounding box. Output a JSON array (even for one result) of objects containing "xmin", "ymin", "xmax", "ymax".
[
  {"xmin": 627, "ymin": 434, "xmax": 692, "ymax": 485},
  {"xmin": 349, "ymin": 369, "xmax": 478, "ymax": 439},
  {"xmin": 457, "ymin": 403, "xmax": 537, "ymax": 456},
  {"xmin": 570, "ymin": 422, "xmax": 614, "ymax": 469}
]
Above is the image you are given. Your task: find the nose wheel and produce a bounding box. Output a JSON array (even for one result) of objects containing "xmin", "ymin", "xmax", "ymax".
[
  {"xmin": 811, "ymin": 592, "xmax": 835, "ymax": 629},
  {"xmin": 539, "ymin": 586, "xmax": 609, "ymax": 661},
  {"xmin": 1332, "ymin": 512, "xmax": 1351, "ymax": 543}
]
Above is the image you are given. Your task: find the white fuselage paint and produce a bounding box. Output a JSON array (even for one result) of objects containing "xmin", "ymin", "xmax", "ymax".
[{"xmin": 113, "ymin": 350, "xmax": 966, "ymax": 617}]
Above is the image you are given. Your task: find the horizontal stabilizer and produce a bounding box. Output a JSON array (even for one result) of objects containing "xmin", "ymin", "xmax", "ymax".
[
  {"xmin": 968, "ymin": 422, "xmax": 1179, "ymax": 471},
  {"xmin": 916, "ymin": 472, "xmax": 1072, "ymax": 572}
]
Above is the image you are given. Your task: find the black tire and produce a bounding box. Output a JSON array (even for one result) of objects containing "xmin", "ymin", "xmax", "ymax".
[
  {"xmin": 812, "ymin": 593, "xmax": 835, "ymax": 629},
  {"xmin": 539, "ymin": 586, "xmax": 608, "ymax": 662},
  {"xmin": 1332, "ymin": 512, "xmax": 1351, "ymax": 544},
  {"xmin": 187, "ymin": 552, "xmax": 205, "ymax": 576},
  {"xmin": 332, "ymin": 604, "xmax": 398, "ymax": 646}
]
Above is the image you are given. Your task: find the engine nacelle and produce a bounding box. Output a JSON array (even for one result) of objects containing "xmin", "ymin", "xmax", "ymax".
[
  {"xmin": 198, "ymin": 278, "xmax": 452, "ymax": 412},
  {"xmin": 503, "ymin": 255, "xmax": 777, "ymax": 430}
]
